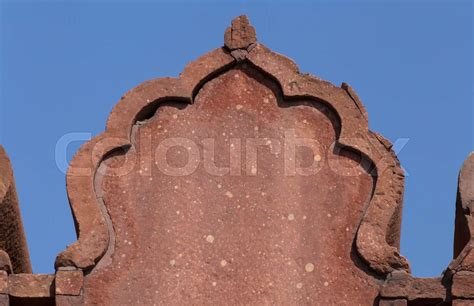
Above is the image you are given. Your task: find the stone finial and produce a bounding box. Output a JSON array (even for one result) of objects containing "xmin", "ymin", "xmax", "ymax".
[{"xmin": 224, "ymin": 15, "xmax": 257, "ymax": 50}]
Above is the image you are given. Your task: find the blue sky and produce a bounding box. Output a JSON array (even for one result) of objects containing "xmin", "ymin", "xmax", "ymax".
[{"xmin": 0, "ymin": 1, "xmax": 472, "ymax": 276}]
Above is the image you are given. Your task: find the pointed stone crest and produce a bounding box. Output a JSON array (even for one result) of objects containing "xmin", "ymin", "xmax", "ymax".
[{"xmin": 224, "ymin": 15, "xmax": 257, "ymax": 50}]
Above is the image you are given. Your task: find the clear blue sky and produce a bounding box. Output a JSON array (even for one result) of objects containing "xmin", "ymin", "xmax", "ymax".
[{"xmin": 1, "ymin": 1, "xmax": 472, "ymax": 276}]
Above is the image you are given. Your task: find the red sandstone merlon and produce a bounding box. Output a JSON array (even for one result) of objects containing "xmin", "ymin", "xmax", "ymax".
[
  {"xmin": 1, "ymin": 15, "xmax": 473, "ymax": 306},
  {"xmin": 0, "ymin": 146, "xmax": 31, "ymax": 275}
]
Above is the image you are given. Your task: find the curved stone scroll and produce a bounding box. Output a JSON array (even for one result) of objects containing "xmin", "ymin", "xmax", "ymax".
[{"xmin": 55, "ymin": 15, "xmax": 409, "ymax": 279}]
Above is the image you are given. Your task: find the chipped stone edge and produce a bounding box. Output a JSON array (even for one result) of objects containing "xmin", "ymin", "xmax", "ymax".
[{"xmin": 55, "ymin": 37, "xmax": 408, "ymax": 278}]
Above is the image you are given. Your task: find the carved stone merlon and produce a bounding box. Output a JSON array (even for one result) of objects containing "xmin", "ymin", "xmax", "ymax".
[
  {"xmin": 1, "ymin": 15, "xmax": 473, "ymax": 305},
  {"xmin": 449, "ymin": 153, "xmax": 474, "ymax": 303},
  {"xmin": 51, "ymin": 15, "xmax": 409, "ymax": 304},
  {"xmin": 0, "ymin": 146, "xmax": 31, "ymax": 274}
]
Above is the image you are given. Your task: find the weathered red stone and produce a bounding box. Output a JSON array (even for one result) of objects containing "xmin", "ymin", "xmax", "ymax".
[
  {"xmin": 7, "ymin": 274, "xmax": 54, "ymax": 298},
  {"xmin": 1, "ymin": 15, "xmax": 473, "ymax": 306},
  {"xmin": 55, "ymin": 270, "xmax": 83, "ymax": 296},
  {"xmin": 48, "ymin": 15, "xmax": 414, "ymax": 305},
  {"xmin": 0, "ymin": 146, "xmax": 31, "ymax": 274},
  {"xmin": 454, "ymin": 153, "xmax": 474, "ymax": 261},
  {"xmin": 0, "ymin": 271, "xmax": 7, "ymax": 294},
  {"xmin": 81, "ymin": 64, "xmax": 382, "ymax": 305},
  {"xmin": 380, "ymin": 271, "xmax": 447, "ymax": 302},
  {"xmin": 452, "ymin": 271, "xmax": 474, "ymax": 299},
  {"xmin": 224, "ymin": 15, "xmax": 257, "ymax": 50}
]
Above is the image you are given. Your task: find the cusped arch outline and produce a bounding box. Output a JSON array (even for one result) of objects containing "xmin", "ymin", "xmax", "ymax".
[{"xmin": 55, "ymin": 42, "xmax": 409, "ymax": 276}]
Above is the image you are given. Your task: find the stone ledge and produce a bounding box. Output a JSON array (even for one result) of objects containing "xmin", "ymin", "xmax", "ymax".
[
  {"xmin": 8, "ymin": 274, "xmax": 54, "ymax": 298},
  {"xmin": 380, "ymin": 272, "xmax": 447, "ymax": 302}
]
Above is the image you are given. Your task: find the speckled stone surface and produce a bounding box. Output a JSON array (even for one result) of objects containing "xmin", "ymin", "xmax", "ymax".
[
  {"xmin": 7, "ymin": 15, "xmax": 474, "ymax": 306},
  {"xmin": 82, "ymin": 66, "xmax": 380, "ymax": 305}
]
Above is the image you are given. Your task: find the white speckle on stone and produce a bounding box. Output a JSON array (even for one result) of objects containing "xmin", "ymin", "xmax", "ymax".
[
  {"xmin": 236, "ymin": 104, "xmax": 243, "ymax": 110},
  {"xmin": 212, "ymin": 281, "xmax": 217, "ymax": 286},
  {"xmin": 314, "ymin": 154, "xmax": 321, "ymax": 161},
  {"xmin": 327, "ymin": 213, "xmax": 332, "ymax": 217},
  {"xmin": 303, "ymin": 215, "xmax": 307, "ymax": 220},
  {"xmin": 174, "ymin": 185, "xmax": 179, "ymax": 190},
  {"xmin": 296, "ymin": 282, "xmax": 303, "ymax": 289},
  {"xmin": 288, "ymin": 213, "xmax": 295, "ymax": 221},
  {"xmin": 254, "ymin": 126, "xmax": 259, "ymax": 131},
  {"xmin": 251, "ymin": 166, "xmax": 257, "ymax": 175},
  {"xmin": 170, "ymin": 259, "xmax": 176, "ymax": 266},
  {"xmin": 225, "ymin": 191, "xmax": 234, "ymax": 198},
  {"xmin": 172, "ymin": 114, "xmax": 178, "ymax": 119},
  {"xmin": 305, "ymin": 263, "xmax": 315, "ymax": 272},
  {"xmin": 217, "ymin": 184, "xmax": 222, "ymax": 189},
  {"xmin": 324, "ymin": 281, "xmax": 329, "ymax": 287},
  {"xmin": 206, "ymin": 235, "xmax": 215, "ymax": 243},
  {"xmin": 176, "ymin": 210, "xmax": 180, "ymax": 215},
  {"xmin": 345, "ymin": 227, "xmax": 349, "ymax": 232},
  {"xmin": 220, "ymin": 260, "xmax": 227, "ymax": 267},
  {"xmin": 263, "ymin": 98, "xmax": 269, "ymax": 104}
]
